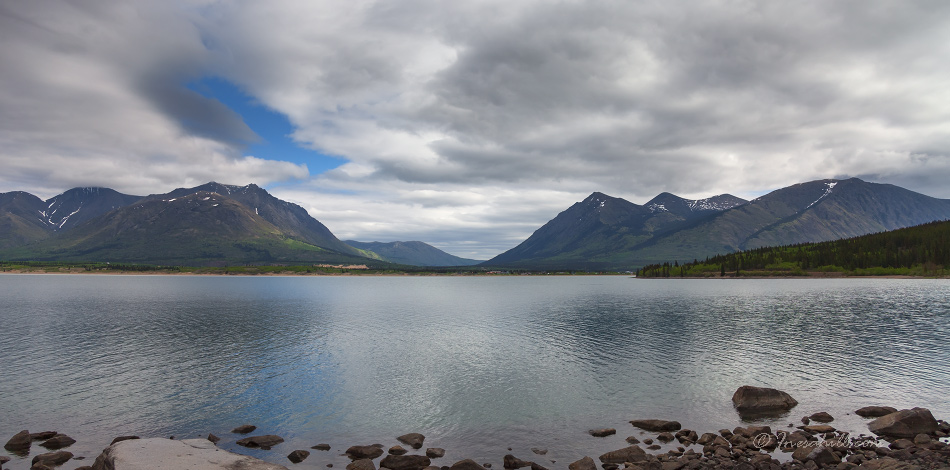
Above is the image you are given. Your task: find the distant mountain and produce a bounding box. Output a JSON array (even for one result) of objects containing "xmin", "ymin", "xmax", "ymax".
[
  {"xmin": 345, "ymin": 240, "xmax": 482, "ymax": 266},
  {"xmin": 485, "ymin": 178, "xmax": 950, "ymax": 269},
  {"xmin": 44, "ymin": 187, "xmax": 142, "ymax": 231},
  {"xmin": 0, "ymin": 183, "xmax": 381, "ymax": 266},
  {"xmin": 485, "ymin": 191, "xmax": 746, "ymax": 269},
  {"xmin": 0, "ymin": 191, "xmax": 50, "ymax": 249}
]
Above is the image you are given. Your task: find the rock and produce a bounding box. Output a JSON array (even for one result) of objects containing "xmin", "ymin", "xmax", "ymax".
[
  {"xmin": 450, "ymin": 460, "xmax": 487, "ymax": 470},
  {"xmin": 530, "ymin": 448, "xmax": 547, "ymax": 456},
  {"xmin": 529, "ymin": 463, "xmax": 549, "ymax": 470},
  {"xmin": 426, "ymin": 448, "xmax": 446, "ymax": 458},
  {"xmin": 598, "ymin": 446, "xmax": 648, "ymax": 464},
  {"xmin": 379, "ymin": 454, "xmax": 431, "ymax": 470},
  {"xmin": 809, "ymin": 412, "xmax": 835, "ymax": 423},
  {"xmin": 630, "ymin": 420, "xmax": 682, "ymax": 432},
  {"xmin": 646, "ymin": 445, "xmax": 661, "ymax": 451},
  {"xmin": 40, "ymin": 434, "xmax": 76, "ymax": 450},
  {"xmin": 30, "ymin": 432, "xmax": 58, "ymax": 441},
  {"xmin": 347, "ymin": 459, "xmax": 376, "ymax": 470},
  {"xmin": 855, "ymin": 407, "xmax": 899, "ymax": 418},
  {"xmin": 390, "ymin": 445, "xmax": 409, "ymax": 455},
  {"xmin": 111, "ymin": 436, "xmax": 140, "ymax": 445},
  {"xmin": 868, "ymin": 408, "xmax": 939, "ymax": 438},
  {"xmin": 5, "ymin": 430, "xmax": 32, "ymax": 453},
  {"xmin": 1, "ymin": 455, "xmax": 11, "ymax": 465},
  {"xmin": 346, "ymin": 445, "xmax": 384, "ymax": 460},
  {"xmin": 288, "ymin": 450, "xmax": 310, "ymax": 464},
  {"xmin": 802, "ymin": 425, "xmax": 836, "ymax": 434},
  {"xmin": 696, "ymin": 433, "xmax": 716, "ymax": 445},
  {"xmin": 656, "ymin": 433, "xmax": 675, "ymax": 443},
  {"xmin": 626, "ymin": 436, "xmax": 640, "ymax": 444},
  {"xmin": 31, "ymin": 464, "xmax": 54, "ymax": 470},
  {"xmin": 312, "ymin": 443, "xmax": 331, "ymax": 451},
  {"xmin": 568, "ymin": 457, "xmax": 596, "ymax": 470},
  {"xmin": 90, "ymin": 438, "xmax": 287, "ymax": 470},
  {"xmin": 805, "ymin": 447, "xmax": 840, "ymax": 466},
  {"xmin": 912, "ymin": 433, "xmax": 931, "ymax": 445},
  {"xmin": 590, "ymin": 428, "xmax": 616, "ymax": 437},
  {"xmin": 32, "ymin": 451, "xmax": 74, "ymax": 466},
  {"xmin": 207, "ymin": 434, "xmax": 220, "ymax": 444},
  {"xmin": 731, "ymin": 386, "xmax": 798, "ymax": 416},
  {"xmin": 232, "ymin": 424, "xmax": 257, "ymax": 434},
  {"xmin": 503, "ymin": 455, "xmax": 531, "ymax": 469},
  {"xmin": 397, "ymin": 433, "xmax": 426, "ymax": 450},
  {"xmin": 236, "ymin": 435, "xmax": 285, "ymax": 450},
  {"xmin": 889, "ymin": 439, "xmax": 914, "ymax": 450}
]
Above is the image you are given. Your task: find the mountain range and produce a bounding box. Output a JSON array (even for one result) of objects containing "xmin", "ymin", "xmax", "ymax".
[{"xmin": 2, "ymin": 178, "xmax": 950, "ymax": 269}]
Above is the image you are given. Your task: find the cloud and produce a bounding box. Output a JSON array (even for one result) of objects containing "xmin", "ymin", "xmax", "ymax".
[{"xmin": 3, "ymin": 0, "xmax": 950, "ymax": 257}]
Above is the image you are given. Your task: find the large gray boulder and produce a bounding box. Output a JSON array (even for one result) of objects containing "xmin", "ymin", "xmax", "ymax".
[
  {"xmin": 598, "ymin": 445, "xmax": 648, "ymax": 464},
  {"xmin": 91, "ymin": 438, "xmax": 288, "ymax": 470},
  {"xmin": 379, "ymin": 454, "xmax": 431, "ymax": 470},
  {"xmin": 629, "ymin": 420, "xmax": 681, "ymax": 432},
  {"xmin": 868, "ymin": 408, "xmax": 939, "ymax": 438},
  {"xmin": 731, "ymin": 386, "xmax": 798, "ymax": 416},
  {"xmin": 4, "ymin": 430, "xmax": 31, "ymax": 453}
]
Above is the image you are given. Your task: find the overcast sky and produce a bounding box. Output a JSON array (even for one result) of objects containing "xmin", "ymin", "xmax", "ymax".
[{"xmin": 3, "ymin": 1, "xmax": 950, "ymax": 259}]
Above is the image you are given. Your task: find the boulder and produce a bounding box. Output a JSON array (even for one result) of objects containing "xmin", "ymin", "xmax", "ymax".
[
  {"xmin": 90, "ymin": 438, "xmax": 287, "ymax": 470},
  {"xmin": 868, "ymin": 408, "xmax": 939, "ymax": 438},
  {"xmin": 1, "ymin": 455, "xmax": 11, "ymax": 465},
  {"xmin": 530, "ymin": 448, "xmax": 546, "ymax": 456},
  {"xmin": 346, "ymin": 445, "xmax": 384, "ymax": 460},
  {"xmin": 450, "ymin": 460, "xmax": 487, "ymax": 470},
  {"xmin": 32, "ymin": 451, "xmax": 74, "ymax": 467},
  {"xmin": 288, "ymin": 450, "xmax": 310, "ymax": 464},
  {"xmin": 804, "ymin": 447, "xmax": 840, "ymax": 466},
  {"xmin": 801, "ymin": 425, "xmax": 835, "ymax": 434},
  {"xmin": 503, "ymin": 455, "xmax": 531, "ymax": 469},
  {"xmin": 390, "ymin": 445, "xmax": 408, "ymax": 455},
  {"xmin": 347, "ymin": 459, "xmax": 376, "ymax": 470},
  {"xmin": 598, "ymin": 445, "xmax": 649, "ymax": 464},
  {"xmin": 426, "ymin": 448, "xmax": 445, "ymax": 458},
  {"xmin": 808, "ymin": 412, "xmax": 834, "ymax": 423},
  {"xmin": 855, "ymin": 406, "xmax": 899, "ymax": 418},
  {"xmin": 656, "ymin": 433, "xmax": 674, "ymax": 443},
  {"xmin": 630, "ymin": 420, "xmax": 681, "ymax": 432},
  {"xmin": 5, "ymin": 430, "xmax": 32, "ymax": 453},
  {"xmin": 568, "ymin": 457, "xmax": 596, "ymax": 470},
  {"xmin": 30, "ymin": 432, "xmax": 58, "ymax": 441},
  {"xmin": 236, "ymin": 435, "xmax": 285, "ymax": 450},
  {"xmin": 111, "ymin": 436, "xmax": 140, "ymax": 446},
  {"xmin": 40, "ymin": 434, "xmax": 76, "ymax": 450},
  {"xmin": 232, "ymin": 424, "xmax": 257, "ymax": 434},
  {"xmin": 379, "ymin": 454, "xmax": 431, "ymax": 470},
  {"xmin": 207, "ymin": 434, "xmax": 220, "ymax": 444},
  {"xmin": 312, "ymin": 443, "xmax": 331, "ymax": 451},
  {"xmin": 589, "ymin": 428, "xmax": 616, "ymax": 437},
  {"xmin": 397, "ymin": 433, "xmax": 426, "ymax": 450},
  {"xmin": 731, "ymin": 386, "xmax": 798, "ymax": 415}
]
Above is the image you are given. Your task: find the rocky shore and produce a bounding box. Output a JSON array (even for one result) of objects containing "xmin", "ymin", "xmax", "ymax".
[{"xmin": 3, "ymin": 387, "xmax": 949, "ymax": 470}]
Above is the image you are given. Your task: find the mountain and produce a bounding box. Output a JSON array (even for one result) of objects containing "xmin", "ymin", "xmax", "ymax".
[
  {"xmin": 486, "ymin": 178, "xmax": 950, "ymax": 269},
  {"xmin": 44, "ymin": 187, "xmax": 143, "ymax": 231},
  {"xmin": 485, "ymin": 191, "xmax": 746, "ymax": 269},
  {"xmin": 345, "ymin": 240, "xmax": 482, "ymax": 266},
  {"xmin": 0, "ymin": 191, "xmax": 50, "ymax": 249}
]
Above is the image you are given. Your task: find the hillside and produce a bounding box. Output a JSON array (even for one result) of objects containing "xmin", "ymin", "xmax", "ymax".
[{"xmin": 345, "ymin": 240, "xmax": 482, "ymax": 266}]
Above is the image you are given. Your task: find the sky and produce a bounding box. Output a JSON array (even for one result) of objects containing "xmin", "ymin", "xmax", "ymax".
[{"xmin": 2, "ymin": 1, "xmax": 950, "ymax": 260}]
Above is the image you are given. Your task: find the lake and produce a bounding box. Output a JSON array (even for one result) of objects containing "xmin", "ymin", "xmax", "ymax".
[{"xmin": 0, "ymin": 275, "xmax": 947, "ymax": 469}]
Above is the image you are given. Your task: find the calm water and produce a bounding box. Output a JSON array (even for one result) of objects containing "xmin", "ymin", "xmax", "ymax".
[{"xmin": 0, "ymin": 275, "xmax": 948, "ymax": 469}]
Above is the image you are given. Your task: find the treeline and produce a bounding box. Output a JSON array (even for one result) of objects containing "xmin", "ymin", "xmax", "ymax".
[{"xmin": 639, "ymin": 220, "xmax": 950, "ymax": 278}]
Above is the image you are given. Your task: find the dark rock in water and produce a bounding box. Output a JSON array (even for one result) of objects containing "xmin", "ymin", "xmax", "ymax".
[
  {"xmin": 40, "ymin": 434, "xmax": 76, "ymax": 450},
  {"xmin": 530, "ymin": 448, "xmax": 547, "ymax": 456},
  {"xmin": 5, "ymin": 430, "xmax": 32, "ymax": 453},
  {"xmin": 390, "ymin": 445, "xmax": 409, "ymax": 455},
  {"xmin": 346, "ymin": 459, "xmax": 376, "ymax": 470},
  {"xmin": 625, "ymin": 436, "xmax": 640, "ymax": 444},
  {"xmin": 397, "ymin": 433, "xmax": 426, "ymax": 449},
  {"xmin": 809, "ymin": 412, "xmax": 835, "ymax": 423},
  {"xmin": 731, "ymin": 386, "xmax": 798, "ymax": 416},
  {"xmin": 598, "ymin": 446, "xmax": 648, "ymax": 464},
  {"xmin": 696, "ymin": 433, "xmax": 716, "ymax": 445},
  {"xmin": 379, "ymin": 454, "xmax": 431, "ymax": 470},
  {"xmin": 312, "ymin": 443, "xmax": 331, "ymax": 451},
  {"xmin": 426, "ymin": 448, "xmax": 446, "ymax": 458},
  {"xmin": 30, "ymin": 432, "xmax": 58, "ymax": 441},
  {"xmin": 589, "ymin": 428, "xmax": 616, "ymax": 437},
  {"xmin": 236, "ymin": 435, "xmax": 285, "ymax": 449},
  {"xmin": 568, "ymin": 456, "xmax": 596, "ymax": 470},
  {"xmin": 32, "ymin": 450, "xmax": 73, "ymax": 466},
  {"xmin": 232, "ymin": 424, "xmax": 258, "ymax": 434},
  {"xmin": 207, "ymin": 434, "xmax": 220, "ymax": 444},
  {"xmin": 804, "ymin": 447, "xmax": 840, "ymax": 466},
  {"xmin": 346, "ymin": 445, "xmax": 384, "ymax": 460},
  {"xmin": 630, "ymin": 420, "xmax": 682, "ymax": 432},
  {"xmin": 1, "ymin": 455, "xmax": 11, "ymax": 465},
  {"xmin": 529, "ymin": 463, "xmax": 548, "ymax": 470},
  {"xmin": 855, "ymin": 406, "xmax": 899, "ymax": 418},
  {"xmin": 288, "ymin": 450, "xmax": 311, "ymax": 464},
  {"xmin": 802, "ymin": 425, "xmax": 835, "ymax": 434},
  {"xmin": 868, "ymin": 408, "xmax": 939, "ymax": 438},
  {"xmin": 450, "ymin": 460, "xmax": 487, "ymax": 470},
  {"xmin": 503, "ymin": 455, "xmax": 531, "ymax": 469},
  {"xmin": 111, "ymin": 436, "xmax": 140, "ymax": 445},
  {"xmin": 656, "ymin": 433, "xmax": 675, "ymax": 443}
]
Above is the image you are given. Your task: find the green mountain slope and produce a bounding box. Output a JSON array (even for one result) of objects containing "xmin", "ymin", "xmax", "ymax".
[
  {"xmin": 345, "ymin": 240, "xmax": 482, "ymax": 266},
  {"xmin": 0, "ymin": 191, "xmax": 50, "ymax": 249}
]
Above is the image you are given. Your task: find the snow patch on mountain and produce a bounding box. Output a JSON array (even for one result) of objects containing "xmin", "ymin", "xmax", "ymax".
[{"xmin": 806, "ymin": 181, "xmax": 838, "ymax": 209}]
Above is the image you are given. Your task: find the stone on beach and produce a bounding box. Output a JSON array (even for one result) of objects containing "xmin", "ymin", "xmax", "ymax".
[
  {"xmin": 312, "ymin": 443, "xmax": 331, "ymax": 451},
  {"xmin": 346, "ymin": 445, "xmax": 385, "ymax": 460},
  {"xmin": 629, "ymin": 420, "xmax": 682, "ymax": 432},
  {"xmin": 801, "ymin": 425, "xmax": 835, "ymax": 434},
  {"xmin": 397, "ymin": 433, "xmax": 426, "ymax": 449},
  {"xmin": 598, "ymin": 445, "xmax": 648, "ymax": 464},
  {"xmin": 232, "ymin": 424, "xmax": 258, "ymax": 434},
  {"xmin": 207, "ymin": 434, "xmax": 220, "ymax": 444},
  {"xmin": 589, "ymin": 428, "xmax": 616, "ymax": 437},
  {"xmin": 856, "ymin": 406, "xmax": 899, "ymax": 418},
  {"xmin": 111, "ymin": 436, "xmax": 140, "ymax": 445},
  {"xmin": 90, "ymin": 437, "xmax": 288, "ymax": 470},
  {"xmin": 731, "ymin": 386, "xmax": 798, "ymax": 416},
  {"xmin": 288, "ymin": 450, "xmax": 310, "ymax": 463},
  {"xmin": 40, "ymin": 434, "xmax": 76, "ymax": 450},
  {"xmin": 503, "ymin": 455, "xmax": 531, "ymax": 469},
  {"xmin": 32, "ymin": 451, "xmax": 73, "ymax": 467},
  {"xmin": 868, "ymin": 408, "xmax": 939, "ymax": 438},
  {"xmin": 346, "ymin": 459, "xmax": 376, "ymax": 470},
  {"xmin": 808, "ymin": 412, "xmax": 835, "ymax": 423},
  {"xmin": 379, "ymin": 454, "xmax": 431, "ymax": 470},
  {"xmin": 30, "ymin": 432, "xmax": 58, "ymax": 441},
  {"xmin": 426, "ymin": 448, "xmax": 445, "ymax": 458},
  {"xmin": 236, "ymin": 435, "xmax": 285, "ymax": 450},
  {"xmin": 449, "ymin": 460, "xmax": 487, "ymax": 470},
  {"xmin": 568, "ymin": 456, "xmax": 596, "ymax": 470},
  {"xmin": 390, "ymin": 445, "xmax": 408, "ymax": 455},
  {"xmin": 4, "ymin": 430, "xmax": 32, "ymax": 453}
]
